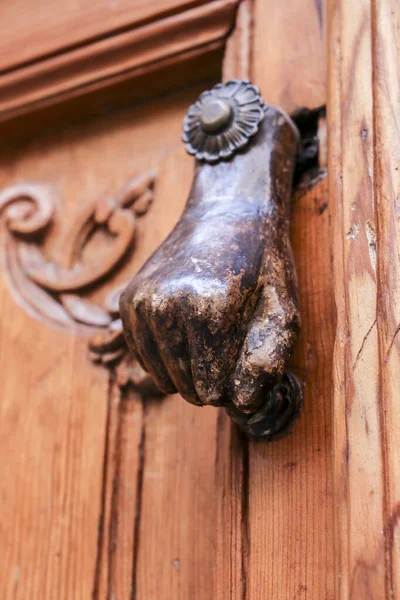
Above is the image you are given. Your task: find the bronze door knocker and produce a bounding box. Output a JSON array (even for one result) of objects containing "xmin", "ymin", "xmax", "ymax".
[{"xmin": 120, "ymin": 79, "xmax": 303, "ymax": 440}]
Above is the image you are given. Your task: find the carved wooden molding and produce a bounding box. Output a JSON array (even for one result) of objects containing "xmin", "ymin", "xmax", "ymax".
[
  {"xmin": 0, "ymin": 0, "xmax": 238, "ymax": 125},
  {"xmin": 0, "ymin": 172, "xmax": 159, "ymax": 391},
  {"xmin": 0, "ymin": 1, "xmax": 221, "ymax": 73}
]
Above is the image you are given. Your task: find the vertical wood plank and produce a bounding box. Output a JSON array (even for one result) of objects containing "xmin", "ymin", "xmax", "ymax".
[
  {"xmin": 0, "ymin": 318, "xmax": 108, "ymax": 599},
  {"xmin": 327, "ymin": 0, "xmax": 397, "ymax": 596},
  {"xmin": 94, "ymin": 386, "xmax": 144, "ymax": 600},
  {"xmin": 371, "ymin": 0, "xmax": 400, "ymax": 596},
  {"xmin": 213, "ymin": 410, "xmax": 247, "ymax": 600},
  {"xmin": 110, "ymin": 391, "xmax": 144, "ymax": 600},
  {"xmin": 253, "ymin": 0, "xmax": 326, "ymax": 112},
  {"xmin": 135, "ymin": 396, "xmax": 218, "ymax": 599}
]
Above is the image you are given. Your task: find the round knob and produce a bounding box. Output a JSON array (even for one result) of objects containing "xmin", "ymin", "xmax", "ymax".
[
  {"xmin": 182, "ymin": 79, "xmax": 266, "ymax": 163},
  {"xmin": 199, "ymin": 99, "xmax": 233, "ymax": 133}
]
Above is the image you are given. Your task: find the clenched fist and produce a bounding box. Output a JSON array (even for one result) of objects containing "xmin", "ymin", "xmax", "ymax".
[{"xmin": 120, "ymin": 99, "xmax": 300, "ymax": 414}]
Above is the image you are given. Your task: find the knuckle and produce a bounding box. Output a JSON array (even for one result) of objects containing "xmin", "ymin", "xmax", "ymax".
[{"xmin": 193, "ymin": 380, "xmax": 224, "ymax": 407}]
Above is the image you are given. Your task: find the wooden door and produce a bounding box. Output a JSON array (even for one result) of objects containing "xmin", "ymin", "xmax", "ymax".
[{"xmin": 0, "ymin": 1, "xmax": 398, "ymax": 599}]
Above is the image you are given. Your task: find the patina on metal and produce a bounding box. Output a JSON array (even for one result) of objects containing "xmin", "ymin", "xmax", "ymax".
[
  {"xmin": 182, "ymin": 79, "xmax": 266, "ymax": 163},
  {"xmin": 120, "ymin": 80, "xmax": 303, "ymax": 440}
]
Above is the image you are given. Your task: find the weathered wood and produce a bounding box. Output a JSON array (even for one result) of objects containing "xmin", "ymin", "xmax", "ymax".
[
  {"xmin": 329, "ymin": 0, "xmax": 400, "ymax": 597},
  {"xmin": 135, "ymin": 396, "xmax": 218, "ymax": 599},
  {"xmin": 210, "ymin": 2, "xmax": 334, "ymax": 597},
  {"xmin": 213, "ymin": 410, "xmax": 247, "ymax": 599},
  {"xmin": 373, "ymin": 1, "xmax": 400, "ymax": 594}
]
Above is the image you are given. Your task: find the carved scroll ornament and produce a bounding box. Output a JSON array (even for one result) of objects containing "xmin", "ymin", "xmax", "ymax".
[
  {"xmin": 0, "ymin": 172, "xmax": 159, "ymax": 393},
  {"xmin": 120, "ymin": 80, "xmax": 304, "ymax": 439}
]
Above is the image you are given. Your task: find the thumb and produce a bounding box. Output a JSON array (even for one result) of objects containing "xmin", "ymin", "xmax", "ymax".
[{"xmin": 232, "ymin": 284, "xmax": 299, "ymax": 413}]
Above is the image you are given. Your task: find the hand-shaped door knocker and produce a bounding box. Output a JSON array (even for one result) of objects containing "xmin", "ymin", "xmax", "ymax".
[{"xmin": 120, "ymin": 80, "xmax": 303, "ymax": 440}]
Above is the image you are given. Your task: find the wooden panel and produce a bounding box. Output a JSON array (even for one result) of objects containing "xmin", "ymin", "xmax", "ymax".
[
  {"xmin": 0, "ymin": 0, "xmax": 236, "ymax": 124},
  {"xmin": 329, "ymin": 0, "xmax": 400, "ymax": 597},
  {"xmin": 253, "ymin": 0, "xmax": 326, "ymax": 113},
  {"xmin": 0, "ymin": 84, "xmax": 217, "ymax": 599},
  {"xmin": 94, "ymin": 387, "xmax": 144, "ymax": 599},
  {"xmin": 213, "ymin": 411, "xmax": 247, "ymax": 600},
  {"xmin": 209, "ymin": 1, "xmax": 334, "ymax": 597},
  {"xmin": 135, "ymin": 396, "xmax": 218, "ymax": 599},
  {"xmin": 0, "ymin": 323, "xmax": 108, "ymax": 599},
  {"xmin": 0, "ymin": 0, "xmax": 217, "ymax": 72}
]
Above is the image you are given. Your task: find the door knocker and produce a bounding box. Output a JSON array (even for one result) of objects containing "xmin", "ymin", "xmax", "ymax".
[{"xmin": 120, "ymin": 79, "xmax": 303, "ymax": 440}]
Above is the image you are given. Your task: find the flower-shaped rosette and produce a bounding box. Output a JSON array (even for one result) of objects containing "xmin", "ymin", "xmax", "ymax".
[{"xmin": 182, "ymin": 79, "xmax": 266, "ymax": 164}]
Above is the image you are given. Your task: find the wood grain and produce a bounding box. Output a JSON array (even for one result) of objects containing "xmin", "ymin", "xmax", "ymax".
[
  {"xmin": 329, "ymin": 0, "xmax": 400, "ymax": 597},
  {"xmin": 94, "ymin": 387, "xmax": 144, "ymax": 600},
  {"xmin": 372, "ymin": 0, "xmax": 400, "ymax": 594},
  {"xmin": 253, "ymin": 0, "xmax": 326, "ymax": 113},
  {"xmin": 135, "ymin": 396, "xmax": 218, "ymax": 599},
  {"xmin": 0, "ymin": 319, "xmax": 108, "ymax": 599},
  {"xmin": 0, "ymin": 0, "xmax": 219, "ymax": 73},
  {"xmin": 213, "ymin": 410, "xmax": 247, "ymax": 600},
  {"xmin": 0, "ymin": 0, "xmax": 237, "ymax": 124},
  {"xmin": 329, "ymin": 0, "xmax": 379, "ymax": 597}
]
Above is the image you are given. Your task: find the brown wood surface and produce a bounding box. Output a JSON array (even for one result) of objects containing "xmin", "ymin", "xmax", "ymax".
[
  {"xmin": 373, "ymin": 0, "xmax": 400, "ymax": 593},
  {"xmin": 0, "ymin": 0, "xmax": 237, "ymax": 125},
  {"xmin": 329, "ymin": 0, "xmax": 400, "ymax": 597},
  {"xmin": 0, "ymin": 1, "xmax": 335, "ymax": 598},
  {"xmin": 3, "ymin": 0, "xmax": 399, "ymax": 597},
  {"xmin": 0, "ymin": 0, "xmax": 219, "ymax": 73},
  {"xmin": 253, "ymin": 0, "xmax": 326, "ymax": 113}
]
